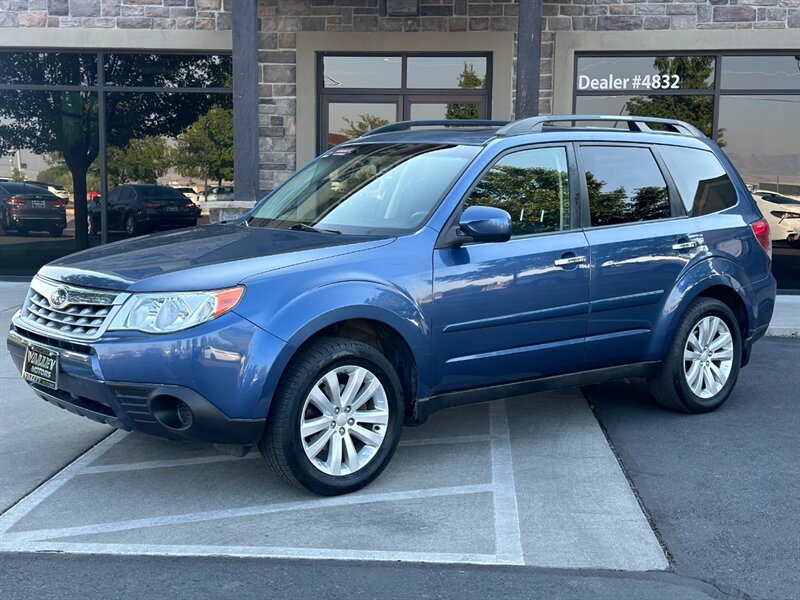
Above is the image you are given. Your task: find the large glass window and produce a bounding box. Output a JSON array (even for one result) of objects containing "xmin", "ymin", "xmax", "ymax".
[
  {"xmin": 581, "ymin": 146, "xmax": 671, "ymax": 227},
  {"xmin": 574, "ymin": 52, "xmax": 800, "ymax": 290},
  {"xmin": 0, "ymin": 51, "xmax": 233, "ymax": 277},
  {"xmin": 464, "ymin": 147, "xmax": 571, "ymax": 236},
  {"xmin": 318, "ymin": 53, "xmax": 491, "ymax": 152}
]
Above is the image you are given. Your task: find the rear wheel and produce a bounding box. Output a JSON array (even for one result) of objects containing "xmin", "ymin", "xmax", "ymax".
[
  {"xmin": 88, "ymin": 214, "xmax": 99, "ymax": 236},
  {"xmin": 124, "ymin": 213, "xmax": 139, "ymax": 237},
  {"xmin": 259, "ymin": 337, "xmax": 404, "ymax": 495},
  {"xmin": 649, "ymin": 297, "xmax": 741, "ymax": 413}
]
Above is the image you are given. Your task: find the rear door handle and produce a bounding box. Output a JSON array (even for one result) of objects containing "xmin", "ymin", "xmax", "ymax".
[
  {"xmin": 672, "ymin": 241, "xmax": 699, "ymax": 251},
  {"xmin": 554, "ymin": 255, "xmax": 587, "ymax": 267}
]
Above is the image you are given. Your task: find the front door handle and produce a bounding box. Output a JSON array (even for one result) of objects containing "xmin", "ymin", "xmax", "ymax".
[
  {"xmin": 672, "ymin": 241, "xmax": 699, "ymax": 251},
  {"xmin": 554, "ymin": 255, "xmax": 587, "ymax": 267}
]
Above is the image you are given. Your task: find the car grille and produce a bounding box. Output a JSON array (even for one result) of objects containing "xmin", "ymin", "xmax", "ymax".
[{"xmin": 20, "ymin": 276, "xmax": 128, "ymax": 341}]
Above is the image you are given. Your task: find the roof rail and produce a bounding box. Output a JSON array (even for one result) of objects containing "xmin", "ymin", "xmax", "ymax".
[
  {"xmin": 496, "ymin": 115, "xmax": 706, "ymax": 138},
  {"xmin": 362, "ymin": 119, "xmax": 510, "ymax": 137}
]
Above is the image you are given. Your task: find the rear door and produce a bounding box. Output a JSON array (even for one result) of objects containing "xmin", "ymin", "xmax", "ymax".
[
  {"xmin": 578, "ymin": 143, "xmax": 700, "ymax": 368},
  {"xmin": 432, "ymin": 144, "xmax": 590, "ymax": 394}
]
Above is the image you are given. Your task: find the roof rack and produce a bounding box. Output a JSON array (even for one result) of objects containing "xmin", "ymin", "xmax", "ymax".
[
  {"xmin": 362, "ymin": 119, "xmax": 510, "ymax": 137},
  {"xmin": 496, "ymin": 115, "xmax": 706, "ymax": 138}
]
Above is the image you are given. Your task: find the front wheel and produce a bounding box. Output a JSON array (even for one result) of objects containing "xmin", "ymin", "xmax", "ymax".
[
  {"xmin": 124, "ymin": 213, "xmax": 139, "ymax": 237},
  {"xmin": 259, "ymin": 337, "xmax": 404, "ymax": 495},
  {"xmin": 649, "ymin": 297, "xmax": 742, "ymax": 413}
]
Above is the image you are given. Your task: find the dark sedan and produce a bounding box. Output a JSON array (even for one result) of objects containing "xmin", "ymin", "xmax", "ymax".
[
  {"xmin": 89, "ymin": 184, "xmax": 200, "ymax": 237},
  {"xmin": 0, "ymin": 182, "xmax": 67, "ymax": 237}
]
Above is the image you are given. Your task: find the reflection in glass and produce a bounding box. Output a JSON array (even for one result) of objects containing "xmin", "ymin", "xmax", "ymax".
[
  {"xmin": 720, "ymin": 56, "xmax": 800, "ymax": 91},
  {"xmin": 465, "ymin": 147, "xmax": 570, "ymax": 236},
  {"xmin": 322, "ymin": 56, "xmax": 402, "ymax": 89},
  {"xmin": 409, "ymin": 103, "xmax": 482, "ymax": 120},
  {"xmin": 327, "ymin": 102, "xmax": 397, "ymax": 147},
  {"xmin": 248, "ymin": 143, "xmax": 479, "ymax": 235},
  {"xmin": 581, "ymin": 146, "xmax": 671, "ymax": 226},
  {"xmin": 658, "ymin": 146, "xmax": 738, "ymax": 216},
  {"xmin": 0, "ymin": 90, "xmax": 98, "ymax": 275},
  {"xmin": 717, "ymin": 95, "xmax": 800, "ymax": 192},
  {"xmin": 576, "ymin": 56, "xmax": 715, "ymax": 91},
  {"xmin": 104, "ymin": 53, "xmax": 232, "ymax": 88},
  {"xmin": 407, "ymin": 57, "xmax": 487, "ymax": 89},
  {"xmin": 0, "ymin": 52, "xmax": 97, "ymax": 86}
]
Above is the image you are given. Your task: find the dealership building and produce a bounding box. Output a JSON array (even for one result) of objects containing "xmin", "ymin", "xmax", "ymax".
[{"xmin": 0, "ymin": 0, "xmax": 798, "ymax": 288}]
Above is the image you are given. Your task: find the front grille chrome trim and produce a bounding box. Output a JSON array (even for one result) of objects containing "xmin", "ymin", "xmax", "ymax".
[{"xmin": 18, "ymin": 276, "xmax": 131, "ymax": 342}]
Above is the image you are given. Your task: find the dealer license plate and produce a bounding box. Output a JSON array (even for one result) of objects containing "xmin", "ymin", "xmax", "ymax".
[
  {"xmin": 165, "ymin": 206, "xmax": 179, "ymax": 212},
  {"xmin": 22, "ymin": 344, "xmax": 59, "ymax": 390}
]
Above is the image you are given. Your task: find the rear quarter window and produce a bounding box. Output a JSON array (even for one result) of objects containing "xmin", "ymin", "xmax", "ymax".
[{"xmin": 658, "ymin": 145, "xmax": 738, "ymax": 216}]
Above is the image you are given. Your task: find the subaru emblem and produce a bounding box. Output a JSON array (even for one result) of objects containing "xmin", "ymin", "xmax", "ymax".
[{"xmin": 50, "ymin": 287, "xmax": 69, "ymax": 309}]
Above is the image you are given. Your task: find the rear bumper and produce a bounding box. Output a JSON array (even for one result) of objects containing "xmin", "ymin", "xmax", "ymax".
[
  {"xmin": 740, "ymin": 274, "xmax": 777, "ymax": 367},
  {"xmin": 8, "ymin": 214, "xmax": 66, "ymax": 230},
  {"xmin": 6, "ymin": 314, "xmax": 281, "ymax": 445}
]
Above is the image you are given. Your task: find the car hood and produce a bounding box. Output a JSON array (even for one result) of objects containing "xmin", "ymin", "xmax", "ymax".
[{"xmin": 39, "ymin": 224, "xmax": 394, "ymax": 292}]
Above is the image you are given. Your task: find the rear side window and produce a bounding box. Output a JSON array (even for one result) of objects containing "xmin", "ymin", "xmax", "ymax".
[
  {"xmin": 581, "ymin": 146, "xmax": 671, "ymax": 227},
  {"xmin": 464, "ymin": 146, "xmax": 571, "ymax": 236},
  {"xmin": 658, "ymin": 146, "xmax": 738, "ymax": 216}
]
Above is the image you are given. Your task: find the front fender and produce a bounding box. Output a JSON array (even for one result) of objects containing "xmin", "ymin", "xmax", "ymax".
[
  {"xmin": 242, "ymin": 280, "xmax": 434, "ymax": 404},
  {"xmin": 647, "ymin": 256, "xmax": 765, "ymax": 361}
]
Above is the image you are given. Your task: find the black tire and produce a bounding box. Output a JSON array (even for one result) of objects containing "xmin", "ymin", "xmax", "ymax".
[
  {"xmin": 88, "ymin": 214, "xmax": 99, "ymax": 236},
  {"xmin": 124, "ymin": 213, "xmax": 139, "ymax": 237},
  {"xmin": 649, "ymin": 297, "xmax": 742, "ymax": 413},
  {"xmin": 259, "ymin": 336, "xmax": 404, "ymax": 496},
  {"xmin": 49, "ymin": 228, "xmax": 64, "ymax": 237}
]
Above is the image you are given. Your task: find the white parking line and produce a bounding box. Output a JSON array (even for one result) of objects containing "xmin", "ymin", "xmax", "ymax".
[
  {"xmin": 399, "ymin": 434, "xmax": 491, "ymax": 447},
  {"xmin": 0, "ymin": 431, "xmax": 128, "ymax": 536},
  {"xmin": 2, "ymin": 483, "xmax": 496, "ymax": 544},
  {"xmin": 489, "ymin": 400, "xmax": 525, "ymax": 565},
  {"xmin": 81, "ymin": 453, "xmax": 260, "ymax": 474},
  {"xmin": 0, "ymin": 541, "xmax": 510, "ymax": 565}
]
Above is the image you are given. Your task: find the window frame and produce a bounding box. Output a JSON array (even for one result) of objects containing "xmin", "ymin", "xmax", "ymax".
[
  {"xmin": 575, "ymin": 141, "xmax": 685, "ymax": 231},
  {"xmin": 316, "ymin": 51, "xmax": 493, "ymax": 154},
  {"xmin": 437, "ymin": 142, "xmax": 582, "ymax": 247}
]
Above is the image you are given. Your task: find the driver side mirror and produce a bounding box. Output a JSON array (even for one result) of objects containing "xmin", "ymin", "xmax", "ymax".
[{"xmin": 458, "ymin": 205, "xmax": 512, "ymax": 244}]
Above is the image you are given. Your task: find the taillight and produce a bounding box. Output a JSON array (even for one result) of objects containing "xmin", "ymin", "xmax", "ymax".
[
  {"xmin": 5, "ymin": 196, "xmax": 26, "ymax": 206},
  {"xmin": 52, "ymin": 199, "xmax": 65, "ymax": 208},
  {"xmin": 141, "ymin": 201, "xmax": 157, "ymax": 209},
  {"xmin": 184, "ymin": 203, "xmax": 196, "ymax": 210},
  {"xmin": 750, "ymin": 218, "xmax": 771, "ymax": 259}
]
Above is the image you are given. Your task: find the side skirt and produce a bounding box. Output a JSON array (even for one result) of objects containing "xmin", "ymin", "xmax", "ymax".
[{"xmin": 411, "ymin": 362, "xmax": 660, "ymax": 425}]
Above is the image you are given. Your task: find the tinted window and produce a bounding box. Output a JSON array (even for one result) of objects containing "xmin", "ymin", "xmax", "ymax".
[
  {"xmin": 658, "ymin": 146, "xmax": 738, "ymax": 216},
  {"xmin": 464, "ymin": 147, "xmax": 571, "ymax": 236},
  {"xmin": 582, "ymin": 146, "xmax": 671, "ymax": 227},
  {"xmin": 137, "ymin": 186, "xmax": 185, "ymax": 198}
]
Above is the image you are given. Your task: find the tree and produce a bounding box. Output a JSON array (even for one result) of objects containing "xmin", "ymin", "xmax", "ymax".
[
  {"xmin": 107, "ymin": 136, "xmax": 171, "ymax": 186},
  {"xmin": 624, "ymin": 56, "xmax": 721, "ymax": 143},
  {"xmin": 174, "ymin": 106, "xmax": 234, "ymax": 190},
  {"xmin": 11, "ymin": 167, "xmax": 24, "ymax": 182},
  {"xmin": 339, "ymin": 114, "xmax": 390, "ymax": 139},
  {"xmin": 446, "ymin": 62, "xmax": 486, "ymax": 121},
  {"xmin": 0, "ymin": 52, "xmax": 231, "ymax": 249}
]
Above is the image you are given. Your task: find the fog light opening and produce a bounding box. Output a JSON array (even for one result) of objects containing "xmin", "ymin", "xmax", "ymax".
[{"xmin": 150, "ymin": 394, "xmax": 194, "ymax": 431}]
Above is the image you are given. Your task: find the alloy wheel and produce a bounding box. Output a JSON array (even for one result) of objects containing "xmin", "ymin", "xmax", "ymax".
[
  {"xmin": 683, "ymin": 315, "xmax": 734, "ymax": 399},
  {"xmin": 300, "ymin": 365, "xmax": 389, "ymax": 477}
]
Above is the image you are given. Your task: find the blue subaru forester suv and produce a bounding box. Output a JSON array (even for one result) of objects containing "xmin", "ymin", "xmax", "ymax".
[{"xmin": 7, "ymin": 115, "xmax": 776, "ymax": 495}]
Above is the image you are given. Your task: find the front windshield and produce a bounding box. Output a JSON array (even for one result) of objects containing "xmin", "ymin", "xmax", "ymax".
[{"xmin": 248, "ymin": 143, "xmax": 480, "ymax": 235}]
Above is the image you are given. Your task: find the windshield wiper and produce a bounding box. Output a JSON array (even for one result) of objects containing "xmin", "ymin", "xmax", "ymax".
[{"xmin": 290, "ymin": 223, "xmax": 341, "ymax": 234}]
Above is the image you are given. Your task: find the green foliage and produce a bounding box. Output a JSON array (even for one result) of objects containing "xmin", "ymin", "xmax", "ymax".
[
  {"xmin": 446, "ymin": 62, "xmax": 486, "ymax": 121},
  {"xmin": 624, "ymin": 56, "xmax": 721, "ymax": 143},
  {"xmin": 174, "ymin": 106, "xmax": 234, "ymax": 187},
  {"xmin": 339, "ymin": 114, "xmax": 390, "ymax": 139},
  {"xmin": 107, "ymin": 136, "xmax": 171, "ymax": 186},
  {"xmin": 10, "ymin": 167, "xmax": 24, "ymax": 182},
  {"xmin": 466, "ymin": 165, "xmax": 570, "ymax": 235}
]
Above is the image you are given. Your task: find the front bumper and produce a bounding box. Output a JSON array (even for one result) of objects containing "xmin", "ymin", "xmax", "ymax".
[{"xmin": 6, "ymin": 311, "xmax": 287, "ymax": 445}]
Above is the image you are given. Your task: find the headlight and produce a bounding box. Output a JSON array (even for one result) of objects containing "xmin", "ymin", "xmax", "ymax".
[{"xmin": 109, "ymin": 286, "xmax": 244, "ymax": 334}]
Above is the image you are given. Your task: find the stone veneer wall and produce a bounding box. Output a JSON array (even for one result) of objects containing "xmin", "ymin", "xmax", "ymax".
[
  {"xmin": 255, "ymin": 0, "xmax": 797, "ymax": 193},
  {"xmin": 0, "ymin": 0, "xmax": 232, "ymax": 29}
]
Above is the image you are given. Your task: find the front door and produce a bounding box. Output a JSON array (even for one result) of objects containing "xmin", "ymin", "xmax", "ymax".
[{"xmin": 432, "ymin": 145, "xmax": 590, "ymax": 395}]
